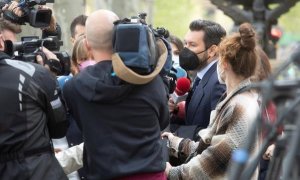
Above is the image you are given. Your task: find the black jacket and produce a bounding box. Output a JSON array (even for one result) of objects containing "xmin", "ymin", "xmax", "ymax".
[
  {"xmin": 0, "ymin": 52, "xmax": 68, "ymax": 180},
  {"xmin": 63, "ymin": 60, "xmax": 169, "ymax": 180}
]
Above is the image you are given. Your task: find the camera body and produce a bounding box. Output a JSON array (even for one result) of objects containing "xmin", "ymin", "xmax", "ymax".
[
  {"xmin": 4, "ymin": 36, "xmax": 71, "ymax": 75},
  {"xmin": 113, "ymin": 13, "xmax": 170, "ymax": 75},
  {"xmin": 1, "ymin": 0, "xmax": 52, "ymax": 27}
]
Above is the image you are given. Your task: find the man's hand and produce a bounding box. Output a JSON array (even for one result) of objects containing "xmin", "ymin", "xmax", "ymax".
[
  {"xmin": 36, "ymin": 47, "xmax": 61, "ymax": 75},
  {"xmin": 2, "ymin": 1, "xmax": 23, "ymax": 17},
  {"xmin": 168, "ymin": 98, "xmax": 178, "ymax": 114},
  {"xmin": 161, "ymin": 132, "xmax": 175, "ymax": 140},
  {"xmin": 38, "ymin": 5, "xmax": 56, "ymax": 32},
  {"xmin": 263, "ymin": 144, "xmax": 275, "ymax": 160}
]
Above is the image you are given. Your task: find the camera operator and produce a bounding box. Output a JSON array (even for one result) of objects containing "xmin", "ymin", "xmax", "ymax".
[
  {"xmin": 1, "ymin": 0, "xmax": 67, "ymax": 77},
  {"xmin": 0, "ymin": 3, "xmax": 68, "ymax": 180},
  {"xmin": 63, "ymin": 10, "xmax": 169, "ymax": 180}
]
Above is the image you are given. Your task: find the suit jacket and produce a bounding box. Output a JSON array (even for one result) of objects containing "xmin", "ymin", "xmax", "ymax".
[{"xmin": 185, "ymin": 62, "xmax": 226, "ymax": 128}]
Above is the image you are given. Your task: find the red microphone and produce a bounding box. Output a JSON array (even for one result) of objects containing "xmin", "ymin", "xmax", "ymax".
[
  {"xmin": 177, "ymin": 101, "xmax": 186, "ymax": 119},
  {"xmin": 171, "ymin": 77, "xmax": 191, "ymax": 104}
]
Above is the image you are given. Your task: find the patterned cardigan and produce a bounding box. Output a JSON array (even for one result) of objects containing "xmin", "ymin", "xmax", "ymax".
[{"xmin": 168, "ymin": 79, "xmax": 260, "ymax": 180}]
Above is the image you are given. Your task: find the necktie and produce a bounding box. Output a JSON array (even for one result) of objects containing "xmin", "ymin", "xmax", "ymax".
[
  {"xmin": 185, "ymin": 76, "xmax": 201, "ymax": 110},
  {"xmin": 191, "ymin": 77, "xmax": 201, "ymax": 92}
]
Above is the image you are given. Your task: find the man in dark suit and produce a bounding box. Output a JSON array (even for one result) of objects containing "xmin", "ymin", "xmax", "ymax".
[{"xmin": 169, "ymin": 19, "xmax": 226, "ymax": 141}]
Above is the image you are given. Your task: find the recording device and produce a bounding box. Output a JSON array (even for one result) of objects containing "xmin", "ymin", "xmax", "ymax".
[
  {"xmin": 0, "ymin": 0, "xmax": 53, "ymax": 27},
  {"xmin": 4, "ymin": 36, "xmax": 71, "ymax": 75},
  {"xmin": 113, "ymin": 12, "xmax": 171, "ymax": 76},
  {"xmin": 132, "ymin": 12, "xmax": 169, "ymax": 39},
  {"xmin": 171, "ymin": 77, "xmax": 191, "ymax": 104}
]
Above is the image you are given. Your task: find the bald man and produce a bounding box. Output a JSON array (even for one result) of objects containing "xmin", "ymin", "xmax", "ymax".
[{"xmin": 63, "ymin": 10, "xmax": 169, "ymax": 180}]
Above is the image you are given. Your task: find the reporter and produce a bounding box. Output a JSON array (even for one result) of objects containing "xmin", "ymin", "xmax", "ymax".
[{"xmin": 163, "ymin": 23, "xmax": 260, "ymax": 180}]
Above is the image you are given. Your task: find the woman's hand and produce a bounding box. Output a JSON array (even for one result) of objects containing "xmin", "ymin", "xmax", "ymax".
[
  {"xmin": 165, "ymin": 162, "xmax": 172, "ymax": 177},
  {"xmin": 161, "ymin": 132, "xmax": 175, "ymax": 140},
  {"xmin": 168, "ymin": 98, "xmax": 178, "ymax": 114},
  {"xmin": 263, "ymin": 144, "xmax": 275, "ymax": 160}
]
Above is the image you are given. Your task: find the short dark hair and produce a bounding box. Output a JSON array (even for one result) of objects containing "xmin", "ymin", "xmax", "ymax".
[
  {"xmin": 0, "ymin": 18, "xmax": 21, "ymax": 34},
  {"xmin": 168, "ymin": 34, "xmax": 184, "ymax": 52},
  {"xmin": 189, "ymin": 19, "xmax": 226, "ymax": 49},
  {"xmin": 70, "ymin": 14, "xmax": 88, "ymax": 38}
]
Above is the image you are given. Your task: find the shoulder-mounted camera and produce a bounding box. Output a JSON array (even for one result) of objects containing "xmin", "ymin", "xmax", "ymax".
[
  {"xmin": 4, "ymin": 35, "xmax": 70, "ymax": 75},
  {"xmin": 0, "ymin": 0, "xmax": 53, "ymax": 28},
  {"xmin": 112, "ymin": 13, "xmax": 172, "ymax": 85}
]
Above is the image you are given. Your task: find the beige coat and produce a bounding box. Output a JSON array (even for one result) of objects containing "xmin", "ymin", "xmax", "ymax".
[{"xmin": 168, "ymin": 79, "xmax": 260, "ymax": 180}]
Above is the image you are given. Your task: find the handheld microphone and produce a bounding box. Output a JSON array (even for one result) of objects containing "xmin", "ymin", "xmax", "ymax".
[
  {"xmin": 177, "ymin": 101, "xmax": 186, "ymax": 119},
  {"xmin": 171, "ymin": 77, "xmax": 191, "ymax": 104}
]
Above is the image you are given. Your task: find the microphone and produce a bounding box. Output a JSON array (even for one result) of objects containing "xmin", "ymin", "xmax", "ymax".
[
  {"xmin": 171, "ymin": 77, "xmax": 191, "ymax": 104},
  {"xmin": 177, "ymin": 101, "xmax": 186, "ymax": 119}
]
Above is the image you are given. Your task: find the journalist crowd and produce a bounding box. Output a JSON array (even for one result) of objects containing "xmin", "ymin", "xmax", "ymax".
[{"xmin": 1, "ymin": 1, "xmax": 281, "ymax": 180}]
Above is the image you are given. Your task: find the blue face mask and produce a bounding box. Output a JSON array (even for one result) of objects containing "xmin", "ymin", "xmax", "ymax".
[{"xmin": 172, "ymin": 54, "xmax": 180, "ymax": 68}]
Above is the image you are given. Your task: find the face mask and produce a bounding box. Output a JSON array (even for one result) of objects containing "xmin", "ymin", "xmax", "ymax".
[
  {"xmin": 78, "ymin": 60, "xmax": 96, "ymax": 71},
  {"xmin": 172, "ymin": 54, "xmax": 180, "ymax": 68},
  {"xmin": 217, "ymin": 61, "xmax": 226, "ymax": 84},
  {"xmin": 179, "ymin": 47, "xmax": 207, "ymax": 71}
]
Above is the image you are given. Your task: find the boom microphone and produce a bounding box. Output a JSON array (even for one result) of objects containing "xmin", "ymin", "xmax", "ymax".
[{"xmin": 171, "ymin": 77, "xmax": 191, "ymax": 104}]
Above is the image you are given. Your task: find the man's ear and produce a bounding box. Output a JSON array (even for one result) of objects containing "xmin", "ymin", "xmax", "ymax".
[
  {"xmin": 208, "ymin": 45, "xmax": 218, "ymax": 58},
  {"xmin": 84, "ymin": 37, "xmax": 94, "ymax": 58},
  {"xmin": 222, "ymin": 60, "xmax": 230, "ymax": 70},
  {"xmin": 70, "ymin": 37, "xmax": 75, "ymax": 45},
  {"xmin": 84, "ymin": 38, "xmax": 92, "ymax": 52}
]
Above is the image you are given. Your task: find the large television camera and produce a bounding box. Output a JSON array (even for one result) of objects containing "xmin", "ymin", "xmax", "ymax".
[
  {"xmin": 0, "ymin": 0, "xmax": 53, "ymax": 27},
  {"xmin": 112, "ymin": 12, "xmax": 173, "ymax": 85},
  {"xmin": 113, "ymin": 13, "xmax": 170, "ymax": 75},
  {"xmin": 4, "ymin": 36, "xmax": 70, "ymax": 75}
]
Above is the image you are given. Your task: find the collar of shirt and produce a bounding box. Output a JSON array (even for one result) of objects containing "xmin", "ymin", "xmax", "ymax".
[{"xmin": 196, "ymin": 59, "xmax": 217, "ymax": 79}]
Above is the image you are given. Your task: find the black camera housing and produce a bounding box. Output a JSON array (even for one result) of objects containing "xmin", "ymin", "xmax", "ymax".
[
  {"xmin": 4, "ymin": 36, "xmax": 71, "ymax": 75},
  {"xmin": 1, "ymin": 0, "xmax": 52, "ymax": 28}
]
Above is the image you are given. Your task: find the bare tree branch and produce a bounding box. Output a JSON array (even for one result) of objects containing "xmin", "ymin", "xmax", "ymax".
[
  {"xmin": 266, "ymin": 0, "xmax": 300, "ymax": 22},
  {"xmin": 210, "ymin": 0, "xmax": 253, "ymax": 23}
]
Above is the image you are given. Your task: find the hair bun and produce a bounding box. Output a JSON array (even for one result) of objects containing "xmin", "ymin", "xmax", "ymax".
[{"xmin": 239, "ymin": 23, "xmax": 256, "ymax": 50}]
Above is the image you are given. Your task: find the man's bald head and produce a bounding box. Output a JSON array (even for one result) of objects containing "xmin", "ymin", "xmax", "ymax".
[{"xmin": 85, "ymin": 10, "xmax": 119, "ymax": 52}]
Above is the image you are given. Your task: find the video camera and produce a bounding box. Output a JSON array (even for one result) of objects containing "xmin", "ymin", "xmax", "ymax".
[
  {"xmin": 4, "ymin": 36, "xmax": 70, "ymax": 75},
  {"xmin": 133, "ymin": 13, "xmax": 169, "ymax": 39},
  {"xmin": 0, "ymin": 0, "xmax": 53, "ymax": 27},
  {"xmin": 113, "ymin": 12, "xmax": 171, "ymax": 75}
]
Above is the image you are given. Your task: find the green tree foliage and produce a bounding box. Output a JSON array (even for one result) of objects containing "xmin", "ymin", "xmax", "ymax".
[
  {"xmin": 153, "ymin": 0, "xmax": 198, "ymax": 39},
  {"xmin": 153, "ymin": 0, "xmax": 300, "ymax": 46},
  {"xmin": 278, "ymin": 2, "xmax": 300, "ymax": 45}
]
